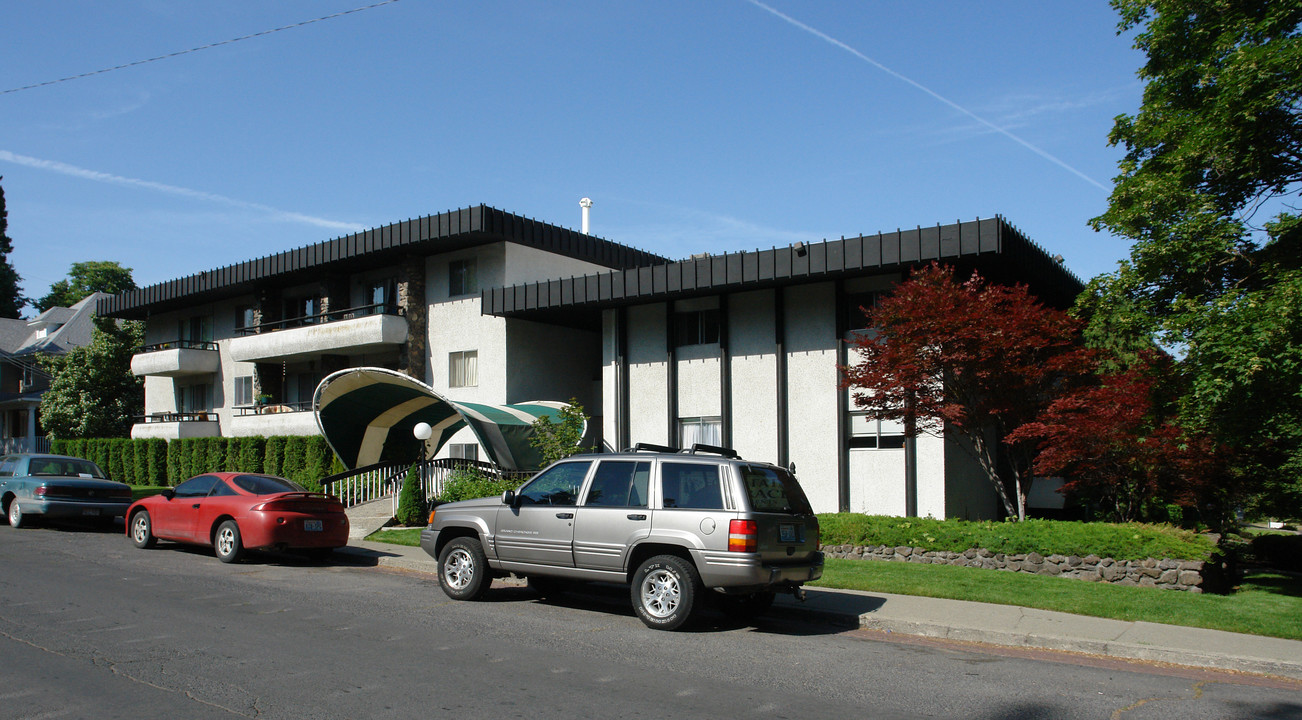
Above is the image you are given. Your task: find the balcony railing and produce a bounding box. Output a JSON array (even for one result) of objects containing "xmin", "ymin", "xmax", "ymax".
[
  {"xmin": 235, "ymin": 302, "xmax": 403, "ymax": 336},
  {"xmin": 234, "ymin": 400, "xmax": 313, "ymax": 416},
  {"xmin": 138, "ymin": 339, "xmax": 218, "ymax": 352},
  {"xmin": 136, "ymin": 411, "xmax": 218, "ymax": 423}
]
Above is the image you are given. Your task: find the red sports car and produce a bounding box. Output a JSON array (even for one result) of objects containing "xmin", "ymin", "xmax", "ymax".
[{"xmin": 125, "ymin": 473, "xmax": 349, "ymax": 563}]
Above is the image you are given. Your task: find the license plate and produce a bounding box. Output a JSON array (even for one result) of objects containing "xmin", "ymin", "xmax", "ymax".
[
  {"xmin": 304, "ymin": 520, "xmax": 323, "ymax": 532},
  {"xmin": 82, "ymin": 508, "xmax": 100, "ymax": 517},
  {"xmin": 779, "ymin": 524, "xmax": 800, "ymax": 543}
]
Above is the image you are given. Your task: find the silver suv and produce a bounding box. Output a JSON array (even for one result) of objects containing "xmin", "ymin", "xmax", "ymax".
[{"xmin": 420, "ymin": 444, "xmax": 824, "ymax": 630}]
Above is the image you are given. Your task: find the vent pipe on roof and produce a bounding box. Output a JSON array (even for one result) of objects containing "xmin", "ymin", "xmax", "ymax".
[{"xmin": 580, "ymin": 197, "xmax": 593, "ymax": 234}]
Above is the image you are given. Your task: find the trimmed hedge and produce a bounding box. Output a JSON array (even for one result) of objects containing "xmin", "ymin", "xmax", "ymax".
[
  {"xmin": 50, "ymin": 435, "xmax": 335, "ymax": 491},
  {"xmin": 817, "ymin": 514, "xmax": 1217, "ymax": 562}
]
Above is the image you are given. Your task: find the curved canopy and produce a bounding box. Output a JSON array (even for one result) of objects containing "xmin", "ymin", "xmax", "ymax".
[{"xmin": 312, "ymin": 367, "xmax": 577, "ymax": 471}]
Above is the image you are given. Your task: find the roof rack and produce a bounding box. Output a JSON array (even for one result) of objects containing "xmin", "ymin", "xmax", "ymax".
[
  {"xmin": 628, "ymin": 442, "xmax": 680, "ymax": 454},
  {"xmin": 686, "ymin": 443, "xmax": 739, "ymax": 459}
]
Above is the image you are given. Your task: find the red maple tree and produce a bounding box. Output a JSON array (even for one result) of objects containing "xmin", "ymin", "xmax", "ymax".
[{"xmin": 840, "ymin": 263, "xmax": 1094, "ymax": 520}]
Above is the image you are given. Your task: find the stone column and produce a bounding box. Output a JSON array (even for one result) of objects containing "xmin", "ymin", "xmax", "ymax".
[{"xmin": 398, "ymin": 255, "xmax": 427, "ymax": 382}]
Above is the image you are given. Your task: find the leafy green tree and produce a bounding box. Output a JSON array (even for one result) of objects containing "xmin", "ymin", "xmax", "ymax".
[
  {"xmin": 1087, "ymin": 0, "xmax": 1302, "ymax": 516},
  {"xmin": 39, "ymin": 319, "xmax": 144, "ymax": 438},
  {"xmin": 0, "ymin": 178, "xmax": 26, "ymax": 318},
  {"xmin": 35, "ymin": 260, "xmax": 137, "ymax": 312},
  {"xmin": 529, "ymin": 399, "xmax": 589, "ymax": 468}
]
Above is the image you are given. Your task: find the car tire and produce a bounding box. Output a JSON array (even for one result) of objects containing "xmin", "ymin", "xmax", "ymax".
[
  {"xmin": 129, "ymin": 510, "xmax": 157, "ymax": 549},
  {"xmin": 8, "ymin": 500, "xmax": 27, "ymax": 529},
  {"xmin": 438, "ymin": 537, "xmax": 490, "ymax": 601},
  {"xmin": 631, "ymin": 554, "xmax": 701, "ymax": 631},
  {"xmin": 714, "ymin": 590, "xmax": 776, "ymax": 619},
  {"xmin": 214, "ymin": 520, "xmax": 244, "ymax": 564}
]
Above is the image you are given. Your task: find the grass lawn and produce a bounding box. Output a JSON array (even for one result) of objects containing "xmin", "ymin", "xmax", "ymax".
[
  {"xmin": 130, "ymin": 486, "xmax": 170, "ymax": 501},
  {"xmin": 362, "ymin": 527, "xmax": 1302, "ymax": 640},
  {"xmin": 814, "ymin": 558, "xmax": 1302, "ymax": 640},
  {"xmin": 366, "ymin": 527, "xmax": 422, "ymax": 546}
]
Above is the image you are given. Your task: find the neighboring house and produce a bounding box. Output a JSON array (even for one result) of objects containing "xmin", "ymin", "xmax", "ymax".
[
  {"xmin": 101, "ymin": 207, "xmax": 1082, "ymax": 519},
  {"xmin": 0, "ymin": 293, "xmax": 107, "ymax": 453},
  {"xmin": 98, "ymin": 206, "xmax": 666, "ymax": 459},
  {"xmin": 486, "ymin": 217, "xmax": 1083, "ymax": 519}
]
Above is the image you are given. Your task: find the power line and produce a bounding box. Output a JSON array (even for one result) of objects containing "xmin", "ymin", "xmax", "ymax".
[{"xmin": 2, "ymin": 0, "xmax": 401, "ymax": 96}]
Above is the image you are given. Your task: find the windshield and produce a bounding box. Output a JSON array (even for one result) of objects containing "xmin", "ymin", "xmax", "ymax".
[{"xmin": 740, "ymin": 465, "xmax": 813, "ymax": 515}]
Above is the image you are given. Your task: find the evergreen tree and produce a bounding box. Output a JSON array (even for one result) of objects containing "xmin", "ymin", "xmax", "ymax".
[{"xmin": 0, "ymin": 178, "xmax": 26, "ymax": 318}]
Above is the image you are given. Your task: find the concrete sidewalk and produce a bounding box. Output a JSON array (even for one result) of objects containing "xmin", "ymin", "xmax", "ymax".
[{"xmin": 337, "ymin": 539, "xmax": 1302, "ymax": 681}]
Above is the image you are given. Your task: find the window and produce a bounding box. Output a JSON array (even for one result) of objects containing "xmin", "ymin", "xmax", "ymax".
[
  {"xmin": 583, "ymin": 460, "xmax": 650, "ymax": 508},
  {"xmin": 173, "ymin": 475, "xmax": 219, "ymax": 498},
  {"xmin": 178, "ymin": 315, "xmax": 213, "ymax": 345},
  {"xmin": 233, "ymin": 376, "xmax": 254, "ymax": 406},
  {"xmin": 845, "ymin": 292, "xmax": 881, "ymax": 332},
  {"xmin": 679, "ymin": 417, "xmax": 722, "ymax": 449},
  {"xmin": 231, "ymin": 474, "xmax": 303, "ymax": 494},
  {"xmin": 235, "ymin": 305, "xmax": 257, "ymax": 331},
  {"xmin": 517, "ymin": 461, "xmax": 592, "ymax": 506},
  {"xmin": 740, "ymin": 465, "xmax": 813, "ymax": 515},
  {"xmin": 448, "ymin": 444, "xmax": 478, "ymax": 461},
  {"xmin": 673, "ymin": 309, "xmax": 720, "ymax": 347},
  {"xmin": 176, "ymin": 383, "xmax": 212, "ymax": 413},
  {"xmin": 449, "ymin": 350, "xmax": 478, "ymax": 388},
  {"xmin": 284, "ymin": 296, "xmax": 318, "ymax": 323},
  {"xmin": 849, "ymin": 413, "xmax": 907, "ymax": 449},
  {"xmin": 660, "ymin": 462, "xmax": 724, "ymax": 510},
  {"xmin": 368, "ymin": 278, "xmax": 397, "ymax": 312},
  {"xmin": 449, "ymin": 259, "xmax": 477, "ymax": 296}
]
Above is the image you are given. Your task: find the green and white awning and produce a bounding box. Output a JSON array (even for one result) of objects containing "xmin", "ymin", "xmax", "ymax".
[{"xmin": 312, "ymin": 367, "xmax": 577, "ymax": 471}]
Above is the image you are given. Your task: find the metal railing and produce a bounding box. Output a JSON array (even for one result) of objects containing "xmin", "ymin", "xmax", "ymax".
[
  {"xmin": 234, "ymin": 301, "xmax": 404, "ymax": 337},
  {"xmin": 1, "ymin": 436, "xmax": 51, "ymax": 454},
  {"xmin": 321, "ymin": 458, "xmax": 531, "ymax": 511},
  {"xmin": 234, "ymin": 400, "xmax": 313, "ymax": 416},
  {"xmin": 137, "ymin": 339, "xmax": 218, "ymax": 353},
  {"xmin": 136, "ymin": 411, "xmax": 217, "ymax": 423}
]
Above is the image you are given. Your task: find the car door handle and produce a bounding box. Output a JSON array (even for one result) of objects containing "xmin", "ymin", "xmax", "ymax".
[
  {"xmin": 192, "ymin": 504, "xmax": 201, "ymax": 509},
  {"xmin": 555, "ymin": 512, "xmax": 574, "ymax": 519},
  {"xmin": 627, "ymin": 514, "xmax": 647, "ymax": 521}
]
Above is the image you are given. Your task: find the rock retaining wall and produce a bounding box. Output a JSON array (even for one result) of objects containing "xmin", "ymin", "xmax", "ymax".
[{"xmin": 821, "ymin": 544, "xmax": 1212, "ymax": 592}]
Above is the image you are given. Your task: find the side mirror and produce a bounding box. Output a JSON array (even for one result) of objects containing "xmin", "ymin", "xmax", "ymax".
[
  {"xmin": 501, "ymin": 490, "xmax": 516, "ymax": 507},
  {"xmin": 161, "ymin": 489, "xmax": 175, "ymax": 500}
]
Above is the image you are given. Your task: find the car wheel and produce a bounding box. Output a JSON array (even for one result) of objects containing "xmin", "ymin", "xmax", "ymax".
[
  {"xmin": 714, "ymin": 590, "xmax": 776, "ymax": 619},
  {"xmin": 129, "ymin": 510, "xmax": 157, "ymax": 549},
  {"xmin": 437, "ymin": 537, "xmax": 490, "ymax": 601},
  {"xmin": 631, "ymin": 555, "xmax": 702, "ymax": 631},
  {"xmin": 214, "ymin": 520, "xmax": 244, "ymax": 563},
  {"xmin": 8, "ymin": 500, "xmax": 27, "ymax": 529}
]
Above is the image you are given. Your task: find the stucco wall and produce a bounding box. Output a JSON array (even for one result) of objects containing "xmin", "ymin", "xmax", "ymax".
[
  {"xmin": 626, "ymin": 303, "xmax": 669, "ymax": 446},
  {"xmin": 781, "ymin": 282, "xmax": 840, "ymax": 513},
  {"xmin": 727, "ymin": 289, "xmax": 778, "ymax": 464}
]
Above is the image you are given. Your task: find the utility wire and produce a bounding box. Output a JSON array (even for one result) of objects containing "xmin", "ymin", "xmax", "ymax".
[{"xmin": 2, "ymin": 0, "xmax": 401, "ymax": 96}]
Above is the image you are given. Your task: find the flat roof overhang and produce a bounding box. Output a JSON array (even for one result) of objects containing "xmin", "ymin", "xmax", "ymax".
[
  {"xmin": 98, "ymin": 205, "xmax": 668, "ymax": 320},
  {"xmin": 482, "ymin": 216, "xmax": 1085, "ymax": 331}
]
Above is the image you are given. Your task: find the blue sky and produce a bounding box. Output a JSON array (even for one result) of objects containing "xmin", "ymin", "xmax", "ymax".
[{"xmin": 1, "ymin": 1, "xmax": 1144, "ymax": 307}]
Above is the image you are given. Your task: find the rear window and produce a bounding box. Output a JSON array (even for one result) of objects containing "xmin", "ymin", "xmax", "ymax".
[
  {"xmin": 231, "ymin": 474, "xmax": 304, "ymax": 495},
  {"xmin": 27, "ymin": 457, "xmax": 106, "ymax": 478},
  {"xmin": 740, "ymin": 465, "xmax": 813, "ymax": 515},
  {"xmin": 660, "ymin": 462, "xmax": 723, "ymax": 510}
]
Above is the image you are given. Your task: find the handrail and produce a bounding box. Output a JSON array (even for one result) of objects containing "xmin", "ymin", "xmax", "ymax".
[
  {"xmin": 235, "ymin": 301, "xmax": 404, "ymax": 336},
  {"xmin": 322, "ymin": 457, "xmax": 532, "ymax": 510}
]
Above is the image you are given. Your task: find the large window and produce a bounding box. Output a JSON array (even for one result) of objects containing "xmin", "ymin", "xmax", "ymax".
[
  {"xmin": 178, "ymin": 315, "xmax": 212, "ymax": 345},
  {"xmin": 235, "ymin": 305, "xmax": 257, "ymax": 331},
  {"xmin": 845, "ymin": 291, "xmax": 881, "ymax": 332},
  {"xmin": 679, "ymin": 417, "xmax": 722, "ymax": 449},
  {"xmin": 176, "ymin": 383, "xmax": 212, "ymax": 413},
  {"xmin": 368, "ymin": 278, "xmax": 396, "ymax": 312},
  {"xmin": 449, "ymin": 350, "xmax": 478, "ymax": 388},
  {"xmin": 449, "ymin": 259, "xmax": 477, "ymax": 297},
  {"xmin": 673, "ymin": 309, "xmax": 720, "ymax": 347},
  {"xmin": 448, "ymin": 443, "xmax": 478, "ymax": 461}
]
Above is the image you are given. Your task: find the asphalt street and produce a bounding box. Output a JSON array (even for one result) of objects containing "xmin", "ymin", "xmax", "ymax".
[{"xmin": 2, "ymin": 522, "xmax": 1300, "ymax": 719}]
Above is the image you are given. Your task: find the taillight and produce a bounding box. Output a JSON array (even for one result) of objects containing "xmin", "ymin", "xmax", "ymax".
[
  {"xmin": 812, "ymin": 516, "xmax": 820, "ymax": 546},
  {"xmin": 34, "ymin": 486, "xmax": 47, "ymax": 497},
  {"xmin": 728, "ymin": 519, "xmax": 757, "ymax": 553}
]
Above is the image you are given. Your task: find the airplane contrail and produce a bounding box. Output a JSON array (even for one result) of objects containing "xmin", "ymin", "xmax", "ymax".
[
  {"xmin": 0, "ymin": 150, "xmax": 367, "ymax": 232},
  {"xmin": 745, "ymin": 0, "xmax": 1109, "ymax": 192}
]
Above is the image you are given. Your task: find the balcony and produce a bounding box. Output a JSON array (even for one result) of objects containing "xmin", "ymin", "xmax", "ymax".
[
  {"xmin": 230, "ymin": 401, "xmax": 321, "ymax": 437},
  {"xmin": 229, "ymin": 303, "xmax": 407, "ymax": 363},
  {"xmin": 130, "ymin": 340, "xmax": 220, "ymax": 378},
  {"xmin": 130, "ymin": 411, "xmax": 220, "ymax": 440}
]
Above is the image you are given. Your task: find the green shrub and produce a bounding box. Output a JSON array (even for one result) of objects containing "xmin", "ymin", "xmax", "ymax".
[
  {"xmin": 395, "ymin": 464, "xmax": 427, "ymax": 526},
  {"xmin": 263, "ymin": 436, "xmax": 286, "ymax": 477},
  {"xmin": 440, "ymin": 466, "xmax": 520, "ymax": 503},
  {"xmin": 817, "ymin": 514, "xmax": 1216, "ymax": 562},
  {"xmin": 1248, "ymin": 533, "xmax": 1302, "ymax": 572}
]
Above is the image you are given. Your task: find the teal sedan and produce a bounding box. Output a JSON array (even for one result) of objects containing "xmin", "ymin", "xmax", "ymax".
[{"xmin": 0, "ymin": 454, "xmax": 133, "ymax": 529}]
